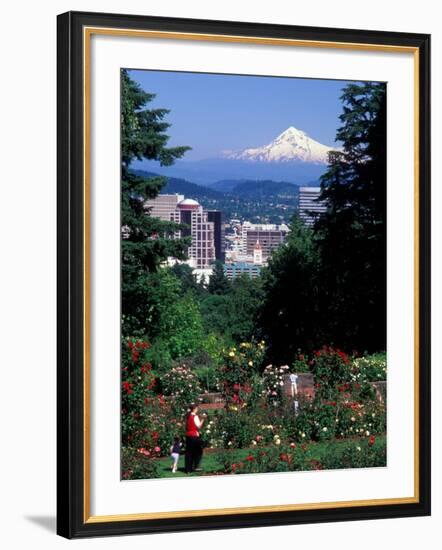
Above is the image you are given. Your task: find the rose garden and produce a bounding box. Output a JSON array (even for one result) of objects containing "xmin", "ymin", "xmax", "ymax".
[{"xmin": 122, "ymin": 340, "xmax": 386, "ymax": 479}]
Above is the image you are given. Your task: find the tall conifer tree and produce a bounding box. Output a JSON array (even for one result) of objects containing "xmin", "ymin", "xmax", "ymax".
[
  {"xmin": 121, "ymin": 69, "xmax": 191, "ymax": 337},
  {"xmin": 315, "ymin": 82, "xmax": 386, "ymax": 351}
]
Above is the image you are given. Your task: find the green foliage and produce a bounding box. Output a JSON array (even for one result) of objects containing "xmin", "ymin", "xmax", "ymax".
[
  {"xmin": 128, "ymin": 270, "xmax": 208, "ymax": 372},
  {"xmin": 255, "ymin": 82, "xmax": 386, "ymax": 361},
  {"xmin": 292, "ymin": 352, "xmax": 311, "ymax": 373},
  {"xmin": 169, "ymin": 263, "xmax": 204, "ymax": 296},
  {"xmin": 351, "ymin": 352, "xmax": 387, "ymax": 383},
  {"xmin": 217, "ymin": 410, "xmax": 259, "ymax": 449},
  {"xmin": 121, "ymin": 338, "xmax": 157, "ymax": 446},
  {"xmin": 335, "ymin": 397, "xmax": 386, "ymax": 440},
  {"xmin": 120, "ymin": 70, "xmax": 191, "ymax": 339},
  {"xmin": 290, "ymin": 407, "xmax": 314, "ymax": 442},
  {"xmin": 121, "ymin": 447, "xmax": 161, "ymax": 480},
  {"xmin": 159, "ymin": 293, "xmax": 206, "ymax": 359},
  {"xmin": 228, "ymin": 436, "xmax": 386, "ymax": 474},
  {"xmin": 207, "ymin": 261, "xmax": 231, "ymax": 295},
  {"xmin": 258, "ymin": 216, "xmax": 322, "ymax": 363},
  {"xmin": 324, "ymin": 437, "xmax": 386, "ymax": 469},
  {"xmin": 200, "ymin": 274, "xmax": 264, "ymax": 344},
  {"xmin": 161, "ymin": 365, "xmax": 202, "ymax": 415},
  {"xmin": 121, "ymin": 338, "xmax": 187, "ymax": 458},
  {"xmin": 121, "ymin": 69, "xmax": 190, "ymax": 173},
  {"xmin": 218, "ymin": 341, "xmax": 265, "ymax": 407},
  {"xmin": 310, "ymin": 346, "xmax": 351, "ymax": 399},
  {"xmin": 123, "ymin": 268, "xmax": 192, "ymax": 344},
  {"xmin": 228, "ymin": 275, "xmax": 264, "ymax": 342},
  {"xmin": 262, "ymin": 364, "xmax": 290, "ymax": 406},
  {"xmin": 314, "ymin": 82, "xmax": 386, "ymax": 352}
]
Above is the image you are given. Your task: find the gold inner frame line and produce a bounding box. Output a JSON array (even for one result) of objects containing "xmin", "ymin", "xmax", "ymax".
[{"xmin": 82, "ymin": 26, "xmax": 420, "ymax": 524}]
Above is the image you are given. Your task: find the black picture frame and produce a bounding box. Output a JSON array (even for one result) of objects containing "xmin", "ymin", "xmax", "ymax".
[{"xmin": 57, "ymin": 10, "xmax": 431, "ymax": 539}]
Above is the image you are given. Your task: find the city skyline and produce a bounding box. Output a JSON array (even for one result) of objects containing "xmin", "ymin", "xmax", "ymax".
[{"xmin": 144, "ymin": 190, "xmax": 306, "ymax": 280}]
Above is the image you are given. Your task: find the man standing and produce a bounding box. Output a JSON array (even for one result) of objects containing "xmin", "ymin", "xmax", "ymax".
[{"xmin": 184, "ymin": 404, "xmax": 205, "ymax": 474}]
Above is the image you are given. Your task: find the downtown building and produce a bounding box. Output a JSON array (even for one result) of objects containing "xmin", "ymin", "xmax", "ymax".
[
  {"xmin": 298, "ymin": 186, "xmax": 327, "ymax": 226},
  {"xmin": 224, "ymin": 241, "xmax": 263, "ymax": 280},
  {"xmin": 240, "ymin": 222, "xmax": 289, "ymax": 259},
  {"xmin": 223, "ymin": 262, "xmax": 261, "ymax": 280},
  {"xmin": 144, "ymin": 194, "xmax": 225, "ymax": 269}
]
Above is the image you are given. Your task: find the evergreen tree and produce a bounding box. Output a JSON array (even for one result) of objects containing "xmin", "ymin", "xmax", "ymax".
[
  {"xmin": 258, "ymin": 216, "xmax": 321, "ymax": 363},
  {"xmin": 314, "ymin": 81, "xmax": 386, "ymax": 352},
  {"xmin": 228, "ymin": 275, "xmax": 264, "ymax": 343},
  {"xmin": 169, "ymin": 263, "xmax": 204, "ymax": 297},
  {"xmin": 121, "ymin": 69, "xmax": 191, "ymax": 337},
  {"xmin": 207, "ymin": 260, "xmax": 231, "ymax": 295}
]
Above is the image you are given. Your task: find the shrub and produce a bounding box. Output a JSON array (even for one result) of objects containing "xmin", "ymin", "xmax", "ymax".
[
  {"xmin": 121, "ymin": 337, "xmax": 157, "ymax": 447},
  {"xmin": 262, "ymin": 364, "xmax": 290, "ymax": 406},
  {"xmin": 321, "ymin": 437, "xmax": 386, "ymax": 470},
  {"xmin": 121, "ymin": 447, "xmax": 161, "ymax": 480},
  {"xmin": 161, "ymin": 364, "xmax": 201, "ymax": 415},
  {"xmin": 310, "ymin": 401, "xmax": 338, "ymax": 441},
  {"xmin": 229, "ymin": 443, "xmax": 318, "ymax": 474},
  {"xmin": 335, "ymin": 392, "xmax": 386, "ymax": 440},
  {"xmin": 351, "ymin": 352, "xmax": 387, "ymax": 383},
  {"xmin": 228, "ymin": 436, "xmax": 387, "ymax": 475},
  {"xmin": 292, "ymin": 352, "xmax": 310, "ymax": 373},
  {"xmin": 217, "ymin": 410, "xmax": 260, "ymax": 449},
  {"xmin": 219, "ymin": 341, "xmax": 265, "ymax": 408},
  {"xmin": 310, "ymin": 346, "xmax": 352, "ymax": 399}
]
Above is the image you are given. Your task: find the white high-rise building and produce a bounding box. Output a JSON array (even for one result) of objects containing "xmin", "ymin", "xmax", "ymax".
[
  {"xmin": 177, "ymin": 199, "xmax": 215, "ymax": 269},
  {"xmin": 240, "ymin": 222, "xmax": 289, "ymax": 258},
  {"xmin": 144, "ymin": 194, "xmax": 184, "ymax": 220},
  {"xmin": 298, "ymin": 187, "xmax": 327, "ymax": 226},
  {"xmin": 144, "ymin": 195, "xmax": 219, "ymax": 269}
]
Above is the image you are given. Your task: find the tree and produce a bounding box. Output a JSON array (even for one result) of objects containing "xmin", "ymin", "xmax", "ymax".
[
  {"xmin": 169, "ymin": 263, "xmax": 204, "ymax": 297},
  {"xmin": 314, "ymin": 82, "xmax": 386, "ymax": 352},
  {"xmin": 121, "ymin": 69, "xmax": 190, "ymax": 177},
  {"xmin": 159, "ymin": 293, "xmax": 206, "ymax": 360},
  {"xmin": 228, "ymin": 275, "xmax": 264, "ymax": 343},
  {"xmin": 258, "ymin": 216, "xmax": 321, "ymax": 363},
  {"xmin": 207, "ymin": 260, "xmax": 231, "ymax": 295},
  {"xmin": 120, "ymin": 69, "xmax": 191, "ymax": 337}
]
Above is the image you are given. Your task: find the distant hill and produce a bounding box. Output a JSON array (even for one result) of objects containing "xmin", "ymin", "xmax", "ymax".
[
  {"xmin": 134, "ymin": 157, "xmax": 328, "ymax": 186},
  {"xmin": 210, "ymin": 179, "xmax": 298, "ymax": 198},
  {"xmin": 207, "ymin": 179, "xmax": 239, "ymax": 193},
  {"xmin": 130, "ymin": 169, "xmax": 299, "ymax": 224},
  {"xmin": 132, "ymin": 170, "xmax": 223, "ymax": 201}
]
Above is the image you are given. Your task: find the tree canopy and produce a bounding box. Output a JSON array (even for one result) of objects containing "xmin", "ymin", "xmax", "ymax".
[
  {"xmin": 314, "ymin": 82, "xmax": 386, "ymax": 352},
  {"xmin": 256, "ymin": 82, "xmax": 386, "ymax": 361},
  {"xmin": 121, "ymin": 69, "xmax": 191, "ymax": 337}
]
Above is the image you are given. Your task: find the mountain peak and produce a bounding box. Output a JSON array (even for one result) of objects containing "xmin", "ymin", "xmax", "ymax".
[
  {"xmin": 278, "ymin": 126, "xmax": 306, "ymax": 138},
  {"xmin": 222, "ymin": 127, "xmax": 335, "ymax": 164}
]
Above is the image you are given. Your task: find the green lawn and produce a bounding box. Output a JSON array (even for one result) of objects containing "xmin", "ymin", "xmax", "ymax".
[{"xmin": 154, "ymin": 435, "xmax": 386, "ymax": 478}]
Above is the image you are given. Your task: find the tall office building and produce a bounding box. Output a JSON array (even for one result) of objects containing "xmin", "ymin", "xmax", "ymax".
[
  {"xmin": 144, "ymin": 195, "xmax": 218, "ymax": 269},
  {"xmin": 207, "ymin": 210, "xmax": 225, "ymax": 262},
  {"xmin": 298, "ymin": 187, "xmax": 327, "ymax": 226},
  {"xmin": 144, "ymin": 194, "xmax": 184, "ymax": 221},
  {"xmin": 177, "ymin": 199, "xmax": 215, "ymax": 269},
  {"xmin": 240, "ymin": 222, "xmax": 289, "ymax": 259}
]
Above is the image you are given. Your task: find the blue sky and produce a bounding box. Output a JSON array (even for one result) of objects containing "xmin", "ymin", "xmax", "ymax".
[{"xmin": 128, "ymin": 69, "xmax": 354, "ymax": 161}]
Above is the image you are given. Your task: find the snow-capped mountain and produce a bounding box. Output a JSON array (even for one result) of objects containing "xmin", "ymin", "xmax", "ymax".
[{"xmin": 223, "ymin": 126, "xmax": 335, "ymax": 164}]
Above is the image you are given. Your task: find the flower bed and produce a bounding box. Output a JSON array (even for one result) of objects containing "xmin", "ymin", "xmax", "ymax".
[{"xmin": 121, "ymin": 340, "xmax": 387, "ymax": 479}]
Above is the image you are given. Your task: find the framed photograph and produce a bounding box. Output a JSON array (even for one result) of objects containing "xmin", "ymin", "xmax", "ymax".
[{"xmin": 57, "ymin": 11, "xmax": 431, "ymax": 539}]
